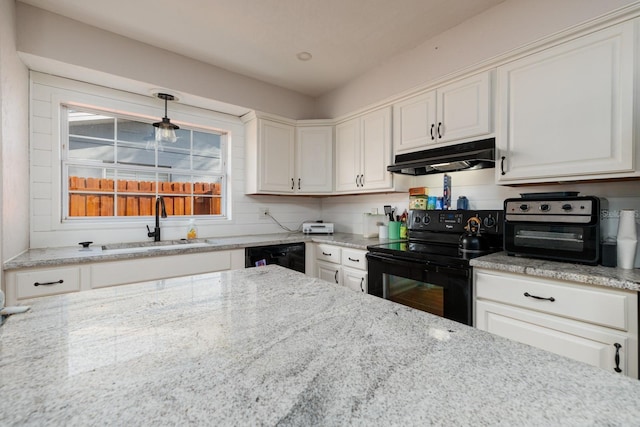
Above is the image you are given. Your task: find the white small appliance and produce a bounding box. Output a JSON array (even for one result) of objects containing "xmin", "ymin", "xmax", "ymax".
[{"xmin": 302, "ymin": 223, "xmax": 334, "ymax": 234}]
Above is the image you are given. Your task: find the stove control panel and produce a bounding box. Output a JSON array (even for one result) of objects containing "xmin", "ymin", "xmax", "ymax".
[{"xmin": 408, "ymin": 210, "xmax": 503, "ymax": 234}]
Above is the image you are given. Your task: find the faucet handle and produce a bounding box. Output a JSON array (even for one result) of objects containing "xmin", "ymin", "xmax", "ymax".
[{"xmin": 146, "ymin": 225, "xmax": 155, "ymax": 238}]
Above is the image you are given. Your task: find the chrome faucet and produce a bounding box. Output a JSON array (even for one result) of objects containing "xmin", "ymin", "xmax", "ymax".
[{"xmin": 146, "ymin": 196, "xmax": 167, "ymax": 241}]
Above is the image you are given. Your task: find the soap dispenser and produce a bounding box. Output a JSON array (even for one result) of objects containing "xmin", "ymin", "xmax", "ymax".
[{"xmin": 186, "ymin": 219, "xmax": 198, "ymax": 240}]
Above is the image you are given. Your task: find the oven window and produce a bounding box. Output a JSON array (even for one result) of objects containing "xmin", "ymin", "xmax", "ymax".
[
  {"xmin": 385, "ymin": 274, "xmax": 444, "ymax": 317},
  {"xmin": 513, "ymin": 225, "xmax": 584, "ymax": 252}
]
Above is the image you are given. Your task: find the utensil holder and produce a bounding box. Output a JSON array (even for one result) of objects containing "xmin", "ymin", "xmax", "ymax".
[
  {"xmin": 389, "ymin": 221, "xmax": 401, "ymax": 239},
  {"xmin": 617, "ymin": 209, "xmax": 637, "ymax": 269}
]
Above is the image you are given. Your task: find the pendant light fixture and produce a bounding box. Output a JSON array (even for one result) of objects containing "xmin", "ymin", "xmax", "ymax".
[{"xmin": 153, "ymin": 93, "xmax": 179, "ymax": 143}]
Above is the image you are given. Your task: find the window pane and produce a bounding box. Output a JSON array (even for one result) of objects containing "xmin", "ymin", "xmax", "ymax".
[
  {"xmin": 193, "ymin": 176, "xmax": 223, "ymax": 216},
  {"xmin": 69, "ymin": 136, "xmax": 115, "ymax": 162},
  {"xmin": 117, "ymin": 119, "xmax": 154, "ymax": 144},
  {"xmin": 69, "ymin": 110, "xmax": 114, "ymax": 139},
  {"xmin": 68, "ymin": 166, "xmax": 114, "ymax": 217},
  {"xmin": 158, "ymin": 134, "xmax": 191, "ymax": 169},
  {"xmin": 193, "ymin": 131, "xmax": 222, "ymax": 172},
  {"xmin": 117, "ymin": 142, "xmax": 156, "ymax": 168}
]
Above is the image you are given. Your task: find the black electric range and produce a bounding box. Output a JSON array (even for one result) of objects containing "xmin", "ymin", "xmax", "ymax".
[{"xmin": 366, "ymin": 209, "xmax": 504, "ymax": 325}]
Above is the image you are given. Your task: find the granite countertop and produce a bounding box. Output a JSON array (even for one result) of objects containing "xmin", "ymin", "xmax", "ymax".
[
  {"xmin": 3, "ymin": 232, "xmax": 385, "ymax": 271},
  {"xmin": 2, "ymin": 265, "xmax": 640, "ymax": 425},
  {"xmin": 471, "ymin": 252, "xmax": 640, "ymax": 292}
]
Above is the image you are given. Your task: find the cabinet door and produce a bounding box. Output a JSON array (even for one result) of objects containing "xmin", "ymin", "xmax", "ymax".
[
  {"xmin": 477, "ymin": 300, "xmax": 633, "ymax": 377},
  {"xmin": 343, "ymin": 267, "xmax": 367, "ymax": 293},
  {"xmin": 316, "ymin": 260, "xmax": 341, "ymax": 285},
  {"xmin": 296, "ymin": 126, "xmax": 333, "ymax": 193},
  {"xmin": 259, "ymin": 119, "xmax": 295, "ymax": 192},
  {"xmin": 393, "ymin": 91, "xmax": 437, "ymax": 153},
  {"xmin": 437, "ymin": 71, "xmax": 492, "ymax": 143},
  {"xmin": 496, "ymin": 22, "xmax": 634, "ymax": 183},
  {"xmin": 361, "ymin": 107, "xmax": 393, "ymax": 191},
  {"xmin": 334, "ymin": 118, "xmax": 361, "ymax": 192}
]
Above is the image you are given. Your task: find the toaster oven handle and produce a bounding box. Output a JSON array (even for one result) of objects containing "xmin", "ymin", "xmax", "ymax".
[{"xmin": 523, "ymin": 292, "xmax": 555, "ymax": 302}]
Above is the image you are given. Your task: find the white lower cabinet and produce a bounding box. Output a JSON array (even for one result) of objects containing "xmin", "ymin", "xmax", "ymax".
[
  {"xmin": 5, "ymin": 249, "xmax": 245, "ymax": 304},
  {"xmin": 317, "ymin": 260, "xmax": 341, "ymax": 285},
  {"xmin": 342, "ymin": 267, "xmax": 367, "ymax": 293},
  {"xmin": 90, "ymin": 250, "xmax": 243, "ymax": 288},
  {"xmin": 315, "ymin": 244, "xmax": 368, "ymax": 292},
  {"xmin": 475, "ymin": 268, "xmax": 638, "ymax": 378}
]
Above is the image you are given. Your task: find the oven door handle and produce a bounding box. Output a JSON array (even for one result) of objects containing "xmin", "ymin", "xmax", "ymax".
[
  {"xmin": 366, "ymin": 252, "xmax": 431, "ymax": 268},
  {"xmin": 366, "ymin": 253, "xmax": 468, "ymax": 278}
]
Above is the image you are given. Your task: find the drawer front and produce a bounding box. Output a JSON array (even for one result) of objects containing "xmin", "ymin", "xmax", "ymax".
[
  {"xmin": 16, "ymin": 267, "xmax": 81, "ymax": 300},
  {"xmin": 316, "ymin": 244, "xmax": 341, "ymax": 264},
  {"xmin": 341, "ymin": 249, "xmax": 367, "ymax": 271},
  {"xmin": 475, "ymin": 270, "xmax": 631, "ymax": 331}
]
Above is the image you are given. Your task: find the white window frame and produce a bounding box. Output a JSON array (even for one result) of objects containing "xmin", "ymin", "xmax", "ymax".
[{"xmin": 61, "ymin": 104, "xmax": 228, "ymax": 221}]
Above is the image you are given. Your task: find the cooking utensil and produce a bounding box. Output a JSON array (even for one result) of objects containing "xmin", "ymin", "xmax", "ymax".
[{"xmin": 384, "ymin": 205, "xmax": 394, "ymax": 222}]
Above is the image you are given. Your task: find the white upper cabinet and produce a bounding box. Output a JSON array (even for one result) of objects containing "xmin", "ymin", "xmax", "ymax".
[
  {"xmin": 335, "ymin": 107, "xmax": 393, "ymax": 193},
  {"xmin": 258, "ymin": 119, "xmax": 296, "ymax": 193},
  {"xmin": 245, "ymin": 116, "xmax": 333, "ymax": 194},
  {"xmin": 296, "ymin": 126, "xmax": 333, "ymax": 193},
  {"xmin": 496, "ymin": 21, "xmax": 636, "ymax": 184},
  {"xmin": 393, "ymin": 71, "xmax": 493, "ymax": 154}
]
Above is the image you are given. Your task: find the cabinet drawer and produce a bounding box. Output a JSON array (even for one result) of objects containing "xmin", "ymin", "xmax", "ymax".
[
  {"xmin": 16, "ymin": 267, "xmax": 81, "ymax": 300},
  {"xmin": 475, "ymin": 270, "xmax": 632, "ymax": 331},
  {"xmin": 341, "ymin": 249, "xmax": 367, "ymax": 270},
  {"xmin": 316, "ymin": 244, "xmax": 341, "ymax": 264}
]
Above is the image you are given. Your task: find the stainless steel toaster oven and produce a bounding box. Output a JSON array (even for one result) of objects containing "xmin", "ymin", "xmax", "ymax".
[{"xmin": 504, "ymin": 194, "xmax": 604, "ymax": 265}]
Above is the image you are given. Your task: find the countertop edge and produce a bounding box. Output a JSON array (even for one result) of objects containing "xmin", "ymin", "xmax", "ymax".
[
  {"xmin": 2, "ymin": 233, "xmax": 383, "ymax": 271},
  {"xmin": 471, "ymin": 252, "xmax": 640, "ymax": 292}
]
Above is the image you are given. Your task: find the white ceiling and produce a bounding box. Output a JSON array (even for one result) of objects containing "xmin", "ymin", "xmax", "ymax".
[{"xmin": 19, "ymin": 0, "xmax": 505, "ymax": 97}]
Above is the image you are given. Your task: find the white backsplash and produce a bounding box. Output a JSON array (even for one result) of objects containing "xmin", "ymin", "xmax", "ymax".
[{"xmin": 320, "ymin": 168, "xmax": 640, "ymax": 262}]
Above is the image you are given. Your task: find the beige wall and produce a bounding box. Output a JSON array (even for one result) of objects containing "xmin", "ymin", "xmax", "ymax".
[
  {"xmin": 0, "ymin": 0, "xmax": 29, "ymax": 263},
  {"xmin": 316, "ymin": 0, "xmax": 639, "ymax": 118},
  {"xmin": 15, "ymin": 2, "xmax": 317, "ymax": 120}
]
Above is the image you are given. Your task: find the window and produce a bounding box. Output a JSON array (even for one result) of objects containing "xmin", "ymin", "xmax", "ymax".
[{"xmin": 62, "ymin": 105, "xmax": 227, "ymax": 220}]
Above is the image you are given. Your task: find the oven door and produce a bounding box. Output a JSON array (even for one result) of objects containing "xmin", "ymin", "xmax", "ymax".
[
  {"xmin": 366, "ymin": 252, "xmax": 472, "ymax": 325},
  {"xmin": 504, "ymin": 222, "xmax": 599, "ymax": 264}
]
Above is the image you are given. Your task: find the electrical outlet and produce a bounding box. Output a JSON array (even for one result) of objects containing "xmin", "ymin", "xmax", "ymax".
[{"xmin": 259, "ymin": 207, "xmax": 269, "ymax": 219}]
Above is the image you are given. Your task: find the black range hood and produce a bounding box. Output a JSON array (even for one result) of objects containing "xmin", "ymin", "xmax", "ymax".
[{"xmin": 387, "ymin": 138, "xmax": 495, "ymax": 176}]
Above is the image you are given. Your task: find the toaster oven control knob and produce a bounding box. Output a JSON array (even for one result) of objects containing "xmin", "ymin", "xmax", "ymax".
[
  {"xmin": 414, "ymin": 216, "xmax": 421, "ymax": 223},
  {"xmin": 540, "ymin": 204, "xmax": 551, "ymax": 212},
  {"xmin": 519, "ymin": 204, "xmax": 529, "ymax": 212},
  {"xmin": 422, "ymin": 215, "xmax": 431, "ymax": 225},
  {"xmin": 562, "ymin": 203, "xmax": 573, "ymax": 211}
]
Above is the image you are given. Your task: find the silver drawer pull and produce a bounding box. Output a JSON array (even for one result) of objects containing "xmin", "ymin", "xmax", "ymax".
[
  {"xmin": 524, "ymin": 292, "xmax": 555, "ymax": 302},
  {"xmin": 34, "ymin": 279, "xmax": 64, "ymax": 287}
]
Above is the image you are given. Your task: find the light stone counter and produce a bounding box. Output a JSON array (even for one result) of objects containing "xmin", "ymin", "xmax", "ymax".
[
  {"xmin": 471, "ymin": 252, "xmax": 640, "ymax": 292},
  {"xmin": 2, "ymin": 265, "xmax": 640, "ymax": 425},
  {"xmin": 3, "ymin": 232, "xmax": 388, "ymax": 271}
]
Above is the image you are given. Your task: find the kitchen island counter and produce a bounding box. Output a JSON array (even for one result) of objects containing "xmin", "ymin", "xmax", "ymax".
[{"xmin": 2, "ymin": 265, "xmax": 640, "ymax": 425}]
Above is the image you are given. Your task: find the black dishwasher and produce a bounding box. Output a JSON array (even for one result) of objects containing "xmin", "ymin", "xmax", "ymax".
[{"xmin": 245, "ymin": 242, "xmax": 305, "ymax": 273}]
